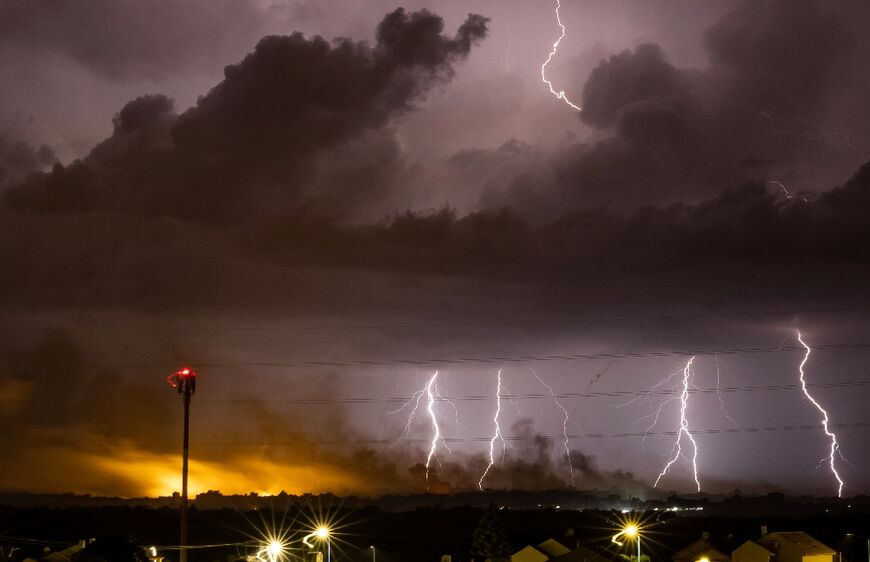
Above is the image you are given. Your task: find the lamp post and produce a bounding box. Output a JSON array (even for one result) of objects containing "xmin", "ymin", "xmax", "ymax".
[
  {"xmin": 304, "ymin": 527, "xmax": 331, "ymax": 562},
  {"xmin": 369, "ymin": 545, "xmax": 375, "ymax": 562},
  {"xmin": 166, "ymin": 368, "xmax": 197, "ymax": 562},
  {"xmin": 613, "ymin": 523, "xmax": 642, "ymax": 562},
  {"xmin": 255, "ymin": 541, "xmax": 284, "ymax": 562},
  {"xmin": 316, "ymin": 528, "xmax": 331, "ymax": 562}
]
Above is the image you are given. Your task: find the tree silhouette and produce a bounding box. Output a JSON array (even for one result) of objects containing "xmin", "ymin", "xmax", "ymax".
[{"xmin": 471, "ymin": 504, "xmax": 511, "ymax": 562}]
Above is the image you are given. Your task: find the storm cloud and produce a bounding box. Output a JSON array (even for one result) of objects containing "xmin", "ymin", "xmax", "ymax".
[
  {"xmin": 1, "ymin": 1, "xmax": 870, "ymax": 498},
  {"xmin": 477, "ymin": 0, "xmax": 869, "ymax": 217},
  {"xmin": 5, "ymin": 8, "xmax": 488, "ymax": 222}
]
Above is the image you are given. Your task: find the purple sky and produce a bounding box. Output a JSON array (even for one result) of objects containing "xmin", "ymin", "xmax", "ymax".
[{"xmin": 1, "ymin": 0, "xmax": 870, "ymax": 498}]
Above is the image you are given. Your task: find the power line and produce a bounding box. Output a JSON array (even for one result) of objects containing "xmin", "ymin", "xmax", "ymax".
[
  {"xmin": 0, "ymin": 536, "xmax": 254, "ymax": 552},
  {"xmin": 0, "ymin": 422, "xmax": 866, "ymax": 449},
  {"xmin": 116, "ymin": 340, "xmax": 870, "ymax": 371},
  {"xmin": 154, "ymin": 542, "xmax": 258, "ymax": 550},
  {"xmin": 0, "ymin": 536, "xmax": 77, "ymax": 548},
  {"xmin": 187, "ymin": 379, "xmax": 870, "ymax": 406},
  {"xmin": 5, "ymin": 306, "xmax": 869, "ymax": 334},
  {"xmin": 189, "ymin": 421, "xmax": 870, "ymax": 444}
]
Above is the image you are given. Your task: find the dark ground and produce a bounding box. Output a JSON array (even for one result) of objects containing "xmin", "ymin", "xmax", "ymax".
[{"xmin": 1, "ymin": 497, "xmax": 869, "ymax": 562}]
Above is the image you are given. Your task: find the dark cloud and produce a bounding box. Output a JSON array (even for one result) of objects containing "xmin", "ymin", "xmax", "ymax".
[
  {"xmin": 2, "ymin": 158, "xmax": 870, "ymax": 318},
  {"xmin": 0, "ymin": 133, "xmax": 55, "ymax": 189},
  {"xmin": 4, "ymin": 8, "xmax": 488, "ymax": 222},
  {"xmin": 477, "ymin": 0, "xmax": 868, "ymax": 217},
  {"xmin": 426, "ymin": 418, "xmax": 645, "ymax": 494},
  {"xmin": 252, "ymin": 160, "xmax": 870, "ymax": 281},
  {"xmin": 580, "ymin": 43, "xmax": 688, "ymax": 130},
  {"xmin": 703, "ymin": 0, "xmax": 852, "ymax": 118}
]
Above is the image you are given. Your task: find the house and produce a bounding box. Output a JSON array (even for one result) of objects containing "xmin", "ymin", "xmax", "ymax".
[
  {"xmin": 512, "ymin": 540, "xmax": 612, "ymax": 562},
  {"xmin": 511, "ymin": 539, "xmax": 571, "ymax": 562},
  {"xmin": 673, "ymin": 535, "xmax": 730, "ymax": 562},
  {"xmin": 733, "ymin": 531, "xmax": 836, "ymax": 562},
  {"xmin": 757, "ymin": 532, "xmax": 836, "ymax": 562},
  {"xmin": 539, "ymin": 540, "xmax": 572, "ymax": 558},
  {"xmin": 512, "ymin": 545, "xmax": 552, "ymax": 562},
  {"xmin": 732, "ymin": 539, "xmax": 775, "ymax": 562}
]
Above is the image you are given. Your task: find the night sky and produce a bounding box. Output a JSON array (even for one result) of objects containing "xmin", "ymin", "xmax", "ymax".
[{"xmin": 2, "ymin": 0, "xmax": 870, "ymax": 499}]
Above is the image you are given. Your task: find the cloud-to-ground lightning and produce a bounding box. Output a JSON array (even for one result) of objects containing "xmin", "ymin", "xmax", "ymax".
[
  {"xmin": 796, "ymin": 331, "xmax": 845, "ymax": 497},
  {"xmin": 423, "ymin": 371, "xmax": 443, "ymax": 486},
  {"xmin": 387, "ymin": 371, "xmax": 448, "ymax": 489},
  {"xmin": 541, "ymin": 0, "xmax": 582, "ymax": 111},
  {"xmin": 713, "ymin": 356, "xmax": 738, "ymax": 427},
  {"xmin": 530, "ymin": 369, "xmax": 575, "ymax": 487},
  {"xmin": 478, "ymin": 369, "xmax": 506, "ymax": 490},
  {"xmin": 654, "ymin": 357, "xmax": 701, "ymax": 492}
]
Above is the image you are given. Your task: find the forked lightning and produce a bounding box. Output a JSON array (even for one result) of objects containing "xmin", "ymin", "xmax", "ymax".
[
  {"xmin": 478, "ymin": 369, "xmax": 506, "ymax": 490},
  {"xmin": 541, "ymin": 0, "xmax": 582, "ymax": 111},
  {"xmin": 654, "ymin": 357, "xmax": 701, "ymax": 492},
  {"xmin": 530, "ymin": 369, "xmax": 576, "ymax": 487},
  {"xmin": 389, "ymin": 371, "xmax": 447, "ymax": 489},
  {"xmin": 796, "ymin": 331, "xmax": 845, "ymax": 497}
]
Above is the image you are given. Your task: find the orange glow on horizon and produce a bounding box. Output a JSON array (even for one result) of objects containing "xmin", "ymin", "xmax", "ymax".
[
  {"xmin": 2, "ymin": 438, "xmax": 377, "ymax": 498},
  {"xmin": 93, "ymin": 449, "xmax": 369, "ymax": 498}
]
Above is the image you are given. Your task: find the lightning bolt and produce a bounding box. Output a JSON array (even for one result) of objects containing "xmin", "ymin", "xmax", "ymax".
[
  {"xmin": 769, "ymin": 180, "xmax": 794, "ymax": 199},
  {"xmin": 760, "ymin": 111, "xmax": 862, "ymax": 156},
  {"xmin": 618, "ymin": 369, "xmax": 682, "ymax": 446},
  {"xmin": 713, "ymin": 356, "xmax": 738, "ymax": 427},
  {"xmin": 654, "ymin": 356, "xmax": 701, "ymax": 492},
  {"xmin": 768, "ymin": 180, "xmax": 808, "ymax": 202},
  {"xmin": 796, "ymin": 330, "xmax": 845, "ymax": 497},
  {"xmin": 478, "ymin": 369, "xmax": 505, "ymax": 490},
  {"xmin": 388, "ymin": 382, "xmax": 427, "ymax": 443},
  {"xmin": 530, "ymin": 369, "xmax": 575, "ymax": 487},
  {"xmin": 388, "ymin": 371, "xmax": 448, "ymax": 489},
  {"xmin": 541, "ymin": 0, "xmax": 582, "ymax": 111},
  {"xmin": 423, "ymin": 371, "xmax": 442, "ymax": 487}
]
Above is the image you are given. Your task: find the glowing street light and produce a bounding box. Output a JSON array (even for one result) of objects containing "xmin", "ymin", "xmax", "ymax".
[
  {"xmin": 303, "ymin": 527, "xmax": 332, "ymax": 562},
  {"xmin": 266, "ymin": 542, "xmax": 283, "ymax": 562},
  {"xmin": 613, "ymin": 523, "xmax": 642, "ymax": 562},
  {"xmin": 255, "ymin": 540, "xmax": 285, "ymax": 562}
]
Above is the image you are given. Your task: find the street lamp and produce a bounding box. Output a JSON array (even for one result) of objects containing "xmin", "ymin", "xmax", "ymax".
[
  {"xmin": 613, "ymin": 523, "xmax": 642, "ymax": 562},
  {"xmin": 266, "ymin": 542, "xmax": 283, "ymax": 562},
  {"xmin": 255, "ymin": 540, "xmax": 285, "ymax": 562},
  {"xmin": 303, "ymin": 527, "xmax": 332, "ymax": 562},
  {"xmin": 369, "ymin": 545, "xmax": 376, "ymax": 562}
]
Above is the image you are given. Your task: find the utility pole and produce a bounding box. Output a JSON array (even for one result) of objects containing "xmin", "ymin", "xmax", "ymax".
[{"xmin": 167, "ymin": 368, "xmax": 197, "ymax": 562}]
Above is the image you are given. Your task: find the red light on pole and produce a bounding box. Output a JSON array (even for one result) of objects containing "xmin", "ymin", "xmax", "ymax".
[
  {"xmin": 167, "ymin": 368, "xmax": 196, "ymax": 393},
  {"xmin": 167, "ymin": 367, "xmax": 196, "ymax": 562}
]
